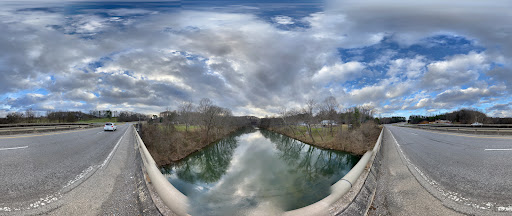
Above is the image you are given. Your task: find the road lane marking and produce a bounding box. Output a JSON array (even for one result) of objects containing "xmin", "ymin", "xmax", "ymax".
[
  {"xmin": 484, "ymin": 149, "xmax": 512, "ymax": 151},
  {"xmin": 411, "ymin": 133, "xmax": 418, "ymax": 135},
  {"xmin": 0, "ymin": 146, "xmax": 28, "ymax": 151},
  {"xmin": 63, "ymin": 165, "xmax": 96, "ymax": 188},
  {"xmin": 101, "ymin": 126, "xmax": 129, "ymax": 168},
  {"xmin": 389, "ymin": 127, "xmax": 512, "ymax": 212}
]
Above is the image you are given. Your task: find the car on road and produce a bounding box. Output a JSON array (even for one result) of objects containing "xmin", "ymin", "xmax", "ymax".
[
  {"xmin": 471, "ymin": 122, "xmax": 483, "ymax": 126},
  {"xmin": 104, "ymin": 122, "xmax": 117, "ymax": 131}
]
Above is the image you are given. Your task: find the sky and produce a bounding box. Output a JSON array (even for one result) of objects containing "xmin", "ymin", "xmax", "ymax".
[{"xmin": 0, "ymin": 0, "xmax": 511, "ymax": 118}]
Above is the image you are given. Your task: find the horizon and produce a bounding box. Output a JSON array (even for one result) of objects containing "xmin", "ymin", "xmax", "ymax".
[{"xmin": 1, "ymin": 0, "xmax": 511, "ymax": 118}]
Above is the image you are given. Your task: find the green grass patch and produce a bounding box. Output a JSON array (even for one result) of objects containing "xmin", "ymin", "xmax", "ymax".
[{"xmin": 174, "ymin": 124, "xmax": 200, "ymax": 132}]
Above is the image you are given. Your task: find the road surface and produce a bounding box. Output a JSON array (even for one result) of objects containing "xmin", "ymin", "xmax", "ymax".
[
  {"xmin": 371, "ymin": 125, "xmax": 512, "ymax": 215},
  {"xmin": 0, "ymin": 124, "xmax": 159, "ymax": 215}
]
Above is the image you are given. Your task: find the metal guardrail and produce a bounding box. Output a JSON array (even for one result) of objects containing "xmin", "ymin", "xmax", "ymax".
[
  {"xmin": 409, "ymin": 125, "xmax": 512, "ymax": 133},
  {"xmin": 0, "ymin": 123, "xmax": 92, "ymax": 128},
  {"xmin": 133, "ymin": 125, "xmax": 190, "ymax": 216},
  {"xmin": 416, "ymin": 124, "xmax": 512, "ymax": 128},
  {"xmin": 0, "ymin": 124, "xmax": 99, "ymax": 135}
]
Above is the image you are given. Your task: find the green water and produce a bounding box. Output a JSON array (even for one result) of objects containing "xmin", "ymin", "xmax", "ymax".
[{"xmin": 161, "ymin": 128, "xmax": 360, "ymax": 215}]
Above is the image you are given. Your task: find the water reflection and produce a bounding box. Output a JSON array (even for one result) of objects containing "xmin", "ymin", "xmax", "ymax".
[{"xmin": 161, "ymin": 128, "xmax": 360, "ymax": 215}]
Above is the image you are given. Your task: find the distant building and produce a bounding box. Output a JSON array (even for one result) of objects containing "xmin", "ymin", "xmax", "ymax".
[
  {"xmin": 159, "ymin": 110, "xmax": 176, "ymax": 118},
  {"xmin": 419, "ymin": 120, "xmax": 430, "ymax": 124},
  {"xmin": 321, "ymin": 120, "xmax": 336, "ymax": 126},
  {"xmin": 430, "ymin": 119, "xmax": 451, "ymax": 124}
]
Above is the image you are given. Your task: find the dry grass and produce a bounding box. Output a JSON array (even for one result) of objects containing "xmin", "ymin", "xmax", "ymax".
[
  {"xmin": 140, "ymin": 123, "xmax": 240, "ymax": 166},
  {"xmin": 269, "ymin": 122, "xmax": 381, "ymax": 155}
]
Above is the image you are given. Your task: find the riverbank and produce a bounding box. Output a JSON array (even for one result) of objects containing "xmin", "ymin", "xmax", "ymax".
[
  {"xmin": 140, "ymin": 124, "xmax": 247, "ymax": 166},
  {"xmin": 264, "ymin": 122, "xmax": 381, "ymax": 155}
]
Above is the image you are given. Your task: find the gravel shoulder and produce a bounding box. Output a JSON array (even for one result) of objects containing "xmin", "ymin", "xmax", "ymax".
[{"xmin": 368, "ymin": 127, "xmax": 463, "ymax": 216}]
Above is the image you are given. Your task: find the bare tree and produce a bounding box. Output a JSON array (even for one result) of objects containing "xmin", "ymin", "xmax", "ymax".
[
  {"xmin": 303, "ymin": 99, "xmax": 317, "ymax": 143},
  {"xmin": 213, "ymin": 107, "xmax": 232, "ymax": 135},
  {"xmin": 321, "ymin": 96, "xmax": 339, "ymax": 136},
  {"xmin": 6, "ymin": 112, "xmax": 24, "ymax": 124},
  {"xmin": 25, "ymin": 108, "xmax": 35, "ymax": 123},
  {"xmin": 197, "ymin": 98, "xmax": 222, "ymax": 140},
  {"xmin": 280, "ymin": 107, "xmax": 295, "ymax": 135},
  {"xmin": 178, "ymin": 101, "xmax": 195, "ymax": 132}
]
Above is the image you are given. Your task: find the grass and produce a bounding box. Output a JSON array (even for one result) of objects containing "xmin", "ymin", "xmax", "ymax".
[
  {"xmin": 289, "ymin": 125, "xmax": 349, "ymax": 142},
  {"xmin": 174, "ymin": 124, "xmax": 200, "ymax": 132}
]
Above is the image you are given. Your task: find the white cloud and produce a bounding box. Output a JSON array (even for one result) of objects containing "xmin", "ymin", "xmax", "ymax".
[
  {"xmin": 387, "ymin": 56, "xmax": 426, "ymax": 79},
  {"xmin": 422, "ymin": 52, "xmax": 489, "ymax": 90},
  {"xmin": 434, "ymin": 85, "xmax": 504, "ymax": 105},
  {"xmin": 312, "ymin": 61, "xmax": 365, "ymax": 85},
  {"xmin": 272, "ymin": 15, "xmax": 294, "ymax": 25},
  {"xmin": 415, "ymin": 98, "xmax": 432, "ymax": 108}
]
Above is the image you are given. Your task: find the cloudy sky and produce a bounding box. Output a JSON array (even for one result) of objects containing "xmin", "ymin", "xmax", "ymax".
[{"xmin": 0, "ymin": 0, "xmax": 511, "ymax": 118}]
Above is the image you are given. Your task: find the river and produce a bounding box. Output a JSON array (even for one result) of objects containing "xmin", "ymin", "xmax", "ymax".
[{"xmin": 161, "ymin": 127, "xmax": 360, "ymax": 215}]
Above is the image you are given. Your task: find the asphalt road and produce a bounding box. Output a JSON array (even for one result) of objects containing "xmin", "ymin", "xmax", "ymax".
[
  {"xmin": 385, "ymin": 125, "xmax": 512, "ymax": 215},
  {"xmin": 0, "ymin": 124, "xmax": 159, "ymax": 215}
]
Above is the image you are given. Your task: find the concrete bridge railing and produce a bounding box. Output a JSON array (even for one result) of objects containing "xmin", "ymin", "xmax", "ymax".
[
  {"xmin": 284, "ymin": 128, "xmax": 384, "ymax": 216},
  {"xmin": 133, "ymin": 125, "xmax": 190, "ymax": 216}
]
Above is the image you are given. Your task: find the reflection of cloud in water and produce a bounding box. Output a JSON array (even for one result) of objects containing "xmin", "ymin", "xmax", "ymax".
[
  {"xmin": 163, "ymin": 130, "xmax": 359, "ymax": 216},
  {"xmin": 241, "ymin": 131, "xmax": 265, "ymax": 143}
]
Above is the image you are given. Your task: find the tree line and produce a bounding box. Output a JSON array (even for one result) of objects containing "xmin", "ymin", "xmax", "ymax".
[
  {"xmin": 0, "ymin": 108, "xmax": 148, "ymax": 124},
  {"xmin": 141, "ymin": 98, "xmax": 255, "ymax": 165},
  {"xmin": 259, "ymin": 96, "xmax": 375, "ymax": 142},
  {"xmin": 377, "ymin": 116, "xmax": 407, "ymax": 124},
  {"xmin": 258, "ymin": 96, "xmax": 381, "ymax": 155},
  {"xmin": 408, "ymin": 109, "xmax": 512, "ymax": 124}
]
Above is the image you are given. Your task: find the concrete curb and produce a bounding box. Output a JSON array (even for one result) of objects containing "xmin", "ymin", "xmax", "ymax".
[{"xmin": 133, "ymin": 125, "xmax": 190, "ymax": 216}]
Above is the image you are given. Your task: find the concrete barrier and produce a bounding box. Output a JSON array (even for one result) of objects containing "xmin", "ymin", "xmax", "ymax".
[
  {"xmin": 0, "ymin": 123, "xmax": 92, "ymax": 128},
  {"xmin": 284, "ymin": 128, "xmax": 384, "ymax": 215},
  {"xmin": 133, "ymin": 126, "xmax": 190, "ymax": 216},
  {"xmin": 0, "ymin": 124, "xmax": 98, "ymax": 135}
]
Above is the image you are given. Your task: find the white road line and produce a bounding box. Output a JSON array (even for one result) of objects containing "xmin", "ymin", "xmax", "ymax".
[
  {"xmin": 100, "ymin": 126, "xmax": 128, "ymax": 168},
  {"xmin": 0, "ymin": 146, "xmax": 28, "ymax": 151},
  {"xmin": 484, "ymin": 149, "xmax": 512, "ymax": 151},
  {"xmin": 390, "ymin": 127, "xmax": 512, "ymax": 212},
  {"xmin": 411, "ymin": 133, "xmax": 418, "ymax": 135}
]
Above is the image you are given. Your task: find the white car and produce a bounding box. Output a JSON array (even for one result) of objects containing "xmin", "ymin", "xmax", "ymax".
[
  {"xmin": 471, "ymin": 122, "xmax": 483, "ymax": 126},
  {"xmin": 104, "ymin": 122, "xmax": 117, "ymax": 131}
]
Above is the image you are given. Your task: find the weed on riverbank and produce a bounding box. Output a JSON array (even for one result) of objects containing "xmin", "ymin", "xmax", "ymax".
[
  {"xmin": 140, "ymin": 124, "xmax": 243, "ymax": 166},
  {"xmin": 267, "ymin": 122, "xmax": 381, "ymax": 155}
]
